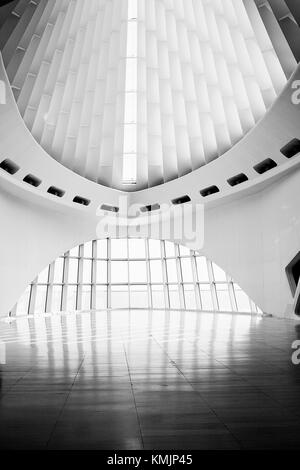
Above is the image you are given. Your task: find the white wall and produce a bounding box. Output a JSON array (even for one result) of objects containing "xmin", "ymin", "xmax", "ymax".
[
  {"xmin": 203, "ymin": 168, "xmax": 300, "ymax": 319},
  {"xmin": 0, "ymin": 184, "xmax": 97, "ymax": 316}
]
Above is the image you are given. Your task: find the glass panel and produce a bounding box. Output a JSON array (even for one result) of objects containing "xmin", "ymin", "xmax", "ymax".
[
  {"xmin": 184, "ymin": 285, "xmax": 196, "ymax": 310},
  {"xmin": 125, "ymin": 58, "xmax": 137, "ymax": 91},
  {"xmin": 84, "ymin": 241, "xmax": 93, "ymax": 258},
  {"xmin": 123, "ymin": 154, "xmax": 137, "ymax": 184},
  {"xmin": 68, "ymin": 258, "xmax": 79, "ymax": 284},
  {"xmin": 82, "ymin": 259, "xmax": 92, "ymax": 284},
  {"xmin": 165, "ymin": 241, "xmax": 176, "ymax": 258},
  {"xmin": 129, "ymin": 261, "xmax": 147, "ymax": 283},
  {"xmin": 111, "ymin": 239, "xmax": 128, "ymax": 259},
  {"xmin": 179, "ymin": 245, "xmax": 191, "ymax": 256},
  {"xmin": 52, "ymin": 285, "xmax": 62, "ymax": 312},
  {"xmin": 180, "ymin": 258, "xmax": 193, "ymax": 283},
  {"xmin": 148, "ymin": 239, "xmax": 161, "ymax": 258},
  {"xmin": 196, "ymin": 257, "xmax": 209, "ymax": 282},
  {"xmin": 38, "ymin": 266, "xmax": 49, "ymax": 284},
  {"xmin": 123, "ymin": 124, "xmax": 137, "ymax": 154},
  {"xmin": 95, "ymin": 286, "xmax": 107, "ymax": 309},
  {"xmin": 97, "ymin": 239, "xmax": 108, "ymax": 258},
  {"xmin": 152, "ymin": 285, "xmax": 165, "ymax": 309},
  {"xmin": 130, "ymin": 285, "xmax": 148, "ymax": 308},
  {"xmin": 126, "ymin": 21, "xmax": 138, "ymax": 57},
  {"xmin": 69, "ymin": 246, "xmax": 79, "ymax": 257},
  {"xmin": 128, "ymin": 238, "xmax": 146, "ymax": 258},
  {"xmin": 166, "ymin": 259, "xmax": 178, "ymax": 283},
  {"xmin": 34, "ymin": 286, "xmax": 47, "ymax": 313},
  {"xmin": 200, "ymin": 285, "xmax": 214, "ymax": 311},
  {"xmin": 111, "ymin": 261, "xmax": 128, "ymax": 283},
  {"xmin": 111, "ymin": 286, "xmax": 129, "ymax": 309},
  {"xmin": 14, "ymin": 239, "xmax": 257, "ymax": 316},
  {"xmin": 169, "ymin": 285, "xmax": 180, "ymax": 309},
  {"xmin": 96, "ymin": 260, "xmax": 107, "ymax": 284},
  {"xmin": 53, "ymin": 258, "xmax": 64, "ymax": 284},
  {"xmin": 16, "ymin": 286, "xmax": 31, "ymax": 316},
  {"xmin": 128, "ymin": 0, "xmax": 137, "ymax": 19},
  {"xmin": 65, "ymin": 285, "xmax": 77, "ymax": 311},
  {"xmin": 124, "ymin": 93, "xmax": 137, "ymax": 122},
  {"xmin": 213, "ymin": 263, "xmax": 227, "ymax": 282},
  {"xmin": 150, "ymin": 260, "xmax": 163, "ymax": 283},
  {"xmin": 81, "ymin": 285, "xmax": 91, "ymax": 310},
  {"xmin": 216, "ymin": 284, "xmax": 232, "ymax": 311},
  {"xmin": 234, "ymin": 284, "xmax": 251, "ymax": 312}
]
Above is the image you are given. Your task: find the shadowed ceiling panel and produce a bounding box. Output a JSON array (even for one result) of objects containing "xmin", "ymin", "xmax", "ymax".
[{"xmin": 0, "ymin": 0, "xmax": 298, "ymax": 191}]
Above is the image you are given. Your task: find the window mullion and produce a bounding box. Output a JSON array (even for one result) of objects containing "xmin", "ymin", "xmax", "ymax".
[
  {"xmin": 175, "ymin": 243, "xmax": 185, "ymax": 310},
  {"xmin": 107, "ymin": 238, "xmax": 111, "ymax": 309},
  {"xmin": 77, "ymin": 245, "xmax": 84, "ymax": 311},
  {"xmin": 207, "ymin": 260, "xmax": 218, "ymax": 311},
  {"xmin": 145, "ymin": 238, "xmax": 152, "ymax": 309},
  {"xmin": 46, "ymin": 260, "xmax": 55, "ymax": 313},
  {"xmin": 192, "ymin": 252, "xmax": 202, "ymax": 310},
  {"xmin": 161, "ymin": 240, "xmax": 170, "ymax": 309}
]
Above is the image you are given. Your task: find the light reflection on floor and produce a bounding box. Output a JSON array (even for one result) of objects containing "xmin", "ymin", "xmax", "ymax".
[{"xmin": 0, "ymin": 309, "xmax": 300, "ymax": 449}]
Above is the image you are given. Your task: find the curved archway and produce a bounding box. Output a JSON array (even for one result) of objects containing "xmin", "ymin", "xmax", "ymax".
[{"xmin": 12, "ymin": 238, "xmax": 260, "ymax": 317}]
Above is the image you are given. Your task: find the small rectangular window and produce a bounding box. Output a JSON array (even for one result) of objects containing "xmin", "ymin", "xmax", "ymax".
[
  {"xmin": 280, "ymin": 139, "xmax": 300, "ymax": 159},
  {"xmin": 100, "ymin": 204, "xmax": 119, "ymax": 213},
  {"xmin": 140, "ymin": 204, "xmax": 160, "ymax": 213},
  {"xmin": 0, "ymin": 158, "xmax": 20, "ymax": 175},
  {"xmin": 253, "ymin": 158, "xmax": 277, "ymax": 174},
  {"xmin": 227, "ymin": 173, "xmax": 248, "ymax": 187},
  {"xmin": 73, "ymin": 196, "xmax": 90, "ymax": 206},
  {"xmin": 23, "ymin": 174, "xmax": 42, "ymax": 187},
  {"xmin": 171, "ymin": 195, "xmax": 191, "ymax": 205},
  {"xmin": 47, "ymin": 186, "xmax": 65, "ymax": 198},
  {"xmin": 200, "ymin": 185, "xmax": 219, "ymax": 197}
]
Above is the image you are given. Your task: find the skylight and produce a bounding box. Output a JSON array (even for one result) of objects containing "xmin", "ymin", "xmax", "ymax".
[{"xmin": 122, "ymin": 0, "xmax": 138, "ymax": 185}]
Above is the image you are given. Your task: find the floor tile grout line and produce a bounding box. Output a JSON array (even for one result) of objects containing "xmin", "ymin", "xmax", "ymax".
[
  {"xmin": 45, "ymin": 355, "xmax": 85, "ymax": 448},
  {"xmin": 151, "ymin": 335, "xmax": 244, "ymax": 450},
  {"xmin": 123, "ymin": 342, "xmax": 145, "ymax": 450}
]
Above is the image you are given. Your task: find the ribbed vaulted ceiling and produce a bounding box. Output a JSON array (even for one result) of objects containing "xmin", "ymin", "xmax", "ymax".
[{"xmin": 0, "ymin": 0, "xmax": 299, "ymax": 191}]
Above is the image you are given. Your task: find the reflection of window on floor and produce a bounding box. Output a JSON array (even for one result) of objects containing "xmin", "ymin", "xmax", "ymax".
[{"xmin": 11, "ymin": 239, "xmax": 260, "ymax": 316}]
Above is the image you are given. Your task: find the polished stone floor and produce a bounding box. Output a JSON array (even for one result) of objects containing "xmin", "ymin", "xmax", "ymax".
[{"xmin": 0, "ymin": 309, "xmax": 300, "ymax": 450}]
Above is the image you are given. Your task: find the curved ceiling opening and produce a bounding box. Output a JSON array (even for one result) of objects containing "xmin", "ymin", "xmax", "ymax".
[
  {"xmin": 0, "ymin": 0, "xmax": 298, "ymax": 191},
  {"xmin": 11, "ymin": 238, "xmax": 260, "ymax": 316}
]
